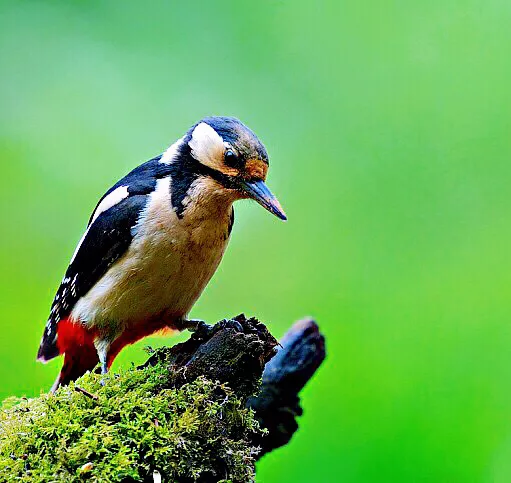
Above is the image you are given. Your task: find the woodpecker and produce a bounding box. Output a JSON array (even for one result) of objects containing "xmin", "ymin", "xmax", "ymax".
[{"xmin": 37, "ymin": 116, "xmax": 286, "ymax": 392}]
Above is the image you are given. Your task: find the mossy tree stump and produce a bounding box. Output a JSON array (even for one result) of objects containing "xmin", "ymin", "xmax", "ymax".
[{"xmin": 0, "ymin": 315, "xmax": 325, "ymax": 482}]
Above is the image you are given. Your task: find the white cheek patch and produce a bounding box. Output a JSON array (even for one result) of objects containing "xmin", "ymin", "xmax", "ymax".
[
  {"xmin": 188, "ymin": 122, "xmax": 226, "ymax": 171},
  {"xmin": 90, "ymin": 185, "xmax": 129, "ymax": 225},
  {"xmin": 160, "ymin": 136, "xmax": 184, "ymax": 164}
]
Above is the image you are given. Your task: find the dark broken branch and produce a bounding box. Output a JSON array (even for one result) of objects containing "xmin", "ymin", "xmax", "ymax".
[
  {"xmin": 142, "ymin": 315, "xmax": 279, "ymax": 399},
  {"xmin": 248, "ymin": 317, "xmax": 326, "ymax": 457},
  {"xmin": 143, "ymin": 314, "xmax": 326, "ymax": 457}
]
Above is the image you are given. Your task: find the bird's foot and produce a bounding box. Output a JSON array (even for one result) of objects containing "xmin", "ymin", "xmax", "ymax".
[
  {"xmin": 176, "ymin": 318, "xmax": 209, "ymax": 332},
  {"xmin": 99, "ymin": 358, "xmax": 109, "ymax": 386}
]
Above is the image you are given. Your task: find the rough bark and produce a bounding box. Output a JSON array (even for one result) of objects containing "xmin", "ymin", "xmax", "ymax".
[{"xmin": 143, "ymin": 314, "xmax": 326, "ymax": 459}]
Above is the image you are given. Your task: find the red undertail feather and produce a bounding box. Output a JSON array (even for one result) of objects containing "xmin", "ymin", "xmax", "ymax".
[
  {"xmin": 53, "ymin": 318, "xmax": 99, "ymax": 389},
  {"xmin": 105, "ymin": 320, "xmax": 178, "ymax": 367},
  {"xmin": 51, "ymin": 317, "xmax": 178, "ymax": 391}
]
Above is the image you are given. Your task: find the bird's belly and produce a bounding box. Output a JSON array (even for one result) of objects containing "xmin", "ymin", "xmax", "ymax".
[{"xmin": 71, "ymin": 221, "xmax": 229, "ymax": 334}]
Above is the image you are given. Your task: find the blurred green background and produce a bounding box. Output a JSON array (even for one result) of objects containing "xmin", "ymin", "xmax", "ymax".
[{"xmin": 2, "ymin": 0, "xmax": 511, "ymax": 481}]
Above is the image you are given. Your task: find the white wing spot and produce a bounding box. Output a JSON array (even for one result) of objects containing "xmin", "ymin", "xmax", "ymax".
[
  {"xmin": 90, "ymin": 185, "xmax": 129, "ymax": 225},
  {"xmin": 69, "ymin": 185, "xmax": 129, "ymax": 266}
]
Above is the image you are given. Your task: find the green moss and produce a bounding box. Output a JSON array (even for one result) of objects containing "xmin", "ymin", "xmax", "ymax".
[{"xmin": 0, "ymin": 360, "xmax": 263, "ymax": 482}]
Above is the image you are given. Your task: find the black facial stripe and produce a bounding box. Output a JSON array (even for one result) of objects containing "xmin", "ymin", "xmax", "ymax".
[
  {"xmin": 166, "ymin": 137, "xmax": 194, "ymax": 218},
  {"xmin": 169, "ymin": 140, "xmax": 239, "ymax": 218},
  {"xmin": 196, "ymin": 160, "xmax": 237, "ymax": 188},
  {"xmin": 168, "ymin": 170, "xmax": 198, "ymax": 219}
]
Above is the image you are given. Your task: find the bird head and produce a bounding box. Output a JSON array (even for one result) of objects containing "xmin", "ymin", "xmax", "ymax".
[{"xmin": 184, "ymin": 116, "xmax": 287, "ymax": 220}]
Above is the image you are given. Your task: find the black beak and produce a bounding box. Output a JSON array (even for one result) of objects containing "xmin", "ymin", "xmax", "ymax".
[{"xmin": 238, "ymin": 179, "xmax": 287, "ymax": 221}]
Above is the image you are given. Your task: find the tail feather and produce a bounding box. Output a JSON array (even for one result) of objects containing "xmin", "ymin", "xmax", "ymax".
[
  {"xmin": 37, "ymin": 321, "xmax": 60, "ymax": 363},
  {"xmin": 37, "ymin": 340, "xmax": 60, "ymax": 363}
]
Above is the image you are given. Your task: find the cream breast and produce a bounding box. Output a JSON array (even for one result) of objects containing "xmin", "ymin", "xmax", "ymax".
[{"xmin": 71, "ymin": 175, "xmax": 234, "ymax": 334}]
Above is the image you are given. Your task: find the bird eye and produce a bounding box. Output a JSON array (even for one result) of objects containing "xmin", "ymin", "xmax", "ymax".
[{"xmin": 224, "ymin": 149, "xmax": 239, "ymax": 167}]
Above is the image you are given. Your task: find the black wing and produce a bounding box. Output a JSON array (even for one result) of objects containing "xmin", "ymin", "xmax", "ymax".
[
  {"xmin": 37, "ymin": 156, "xmax": 172, "ymax": 361},
  {"xmin": 87, "ymin": 155, "xmax": 170, "ymax": 226}
]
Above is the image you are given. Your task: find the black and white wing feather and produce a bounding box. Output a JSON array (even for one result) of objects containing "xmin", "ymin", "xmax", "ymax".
[{"xmin": 37, "ymin": 156, "xmax": 171, "ymax": 361}]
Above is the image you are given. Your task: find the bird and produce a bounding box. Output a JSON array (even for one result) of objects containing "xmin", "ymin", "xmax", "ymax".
[{"xmin": 36, "ymin": 116, "xmax": 286, "ymax": 392}]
